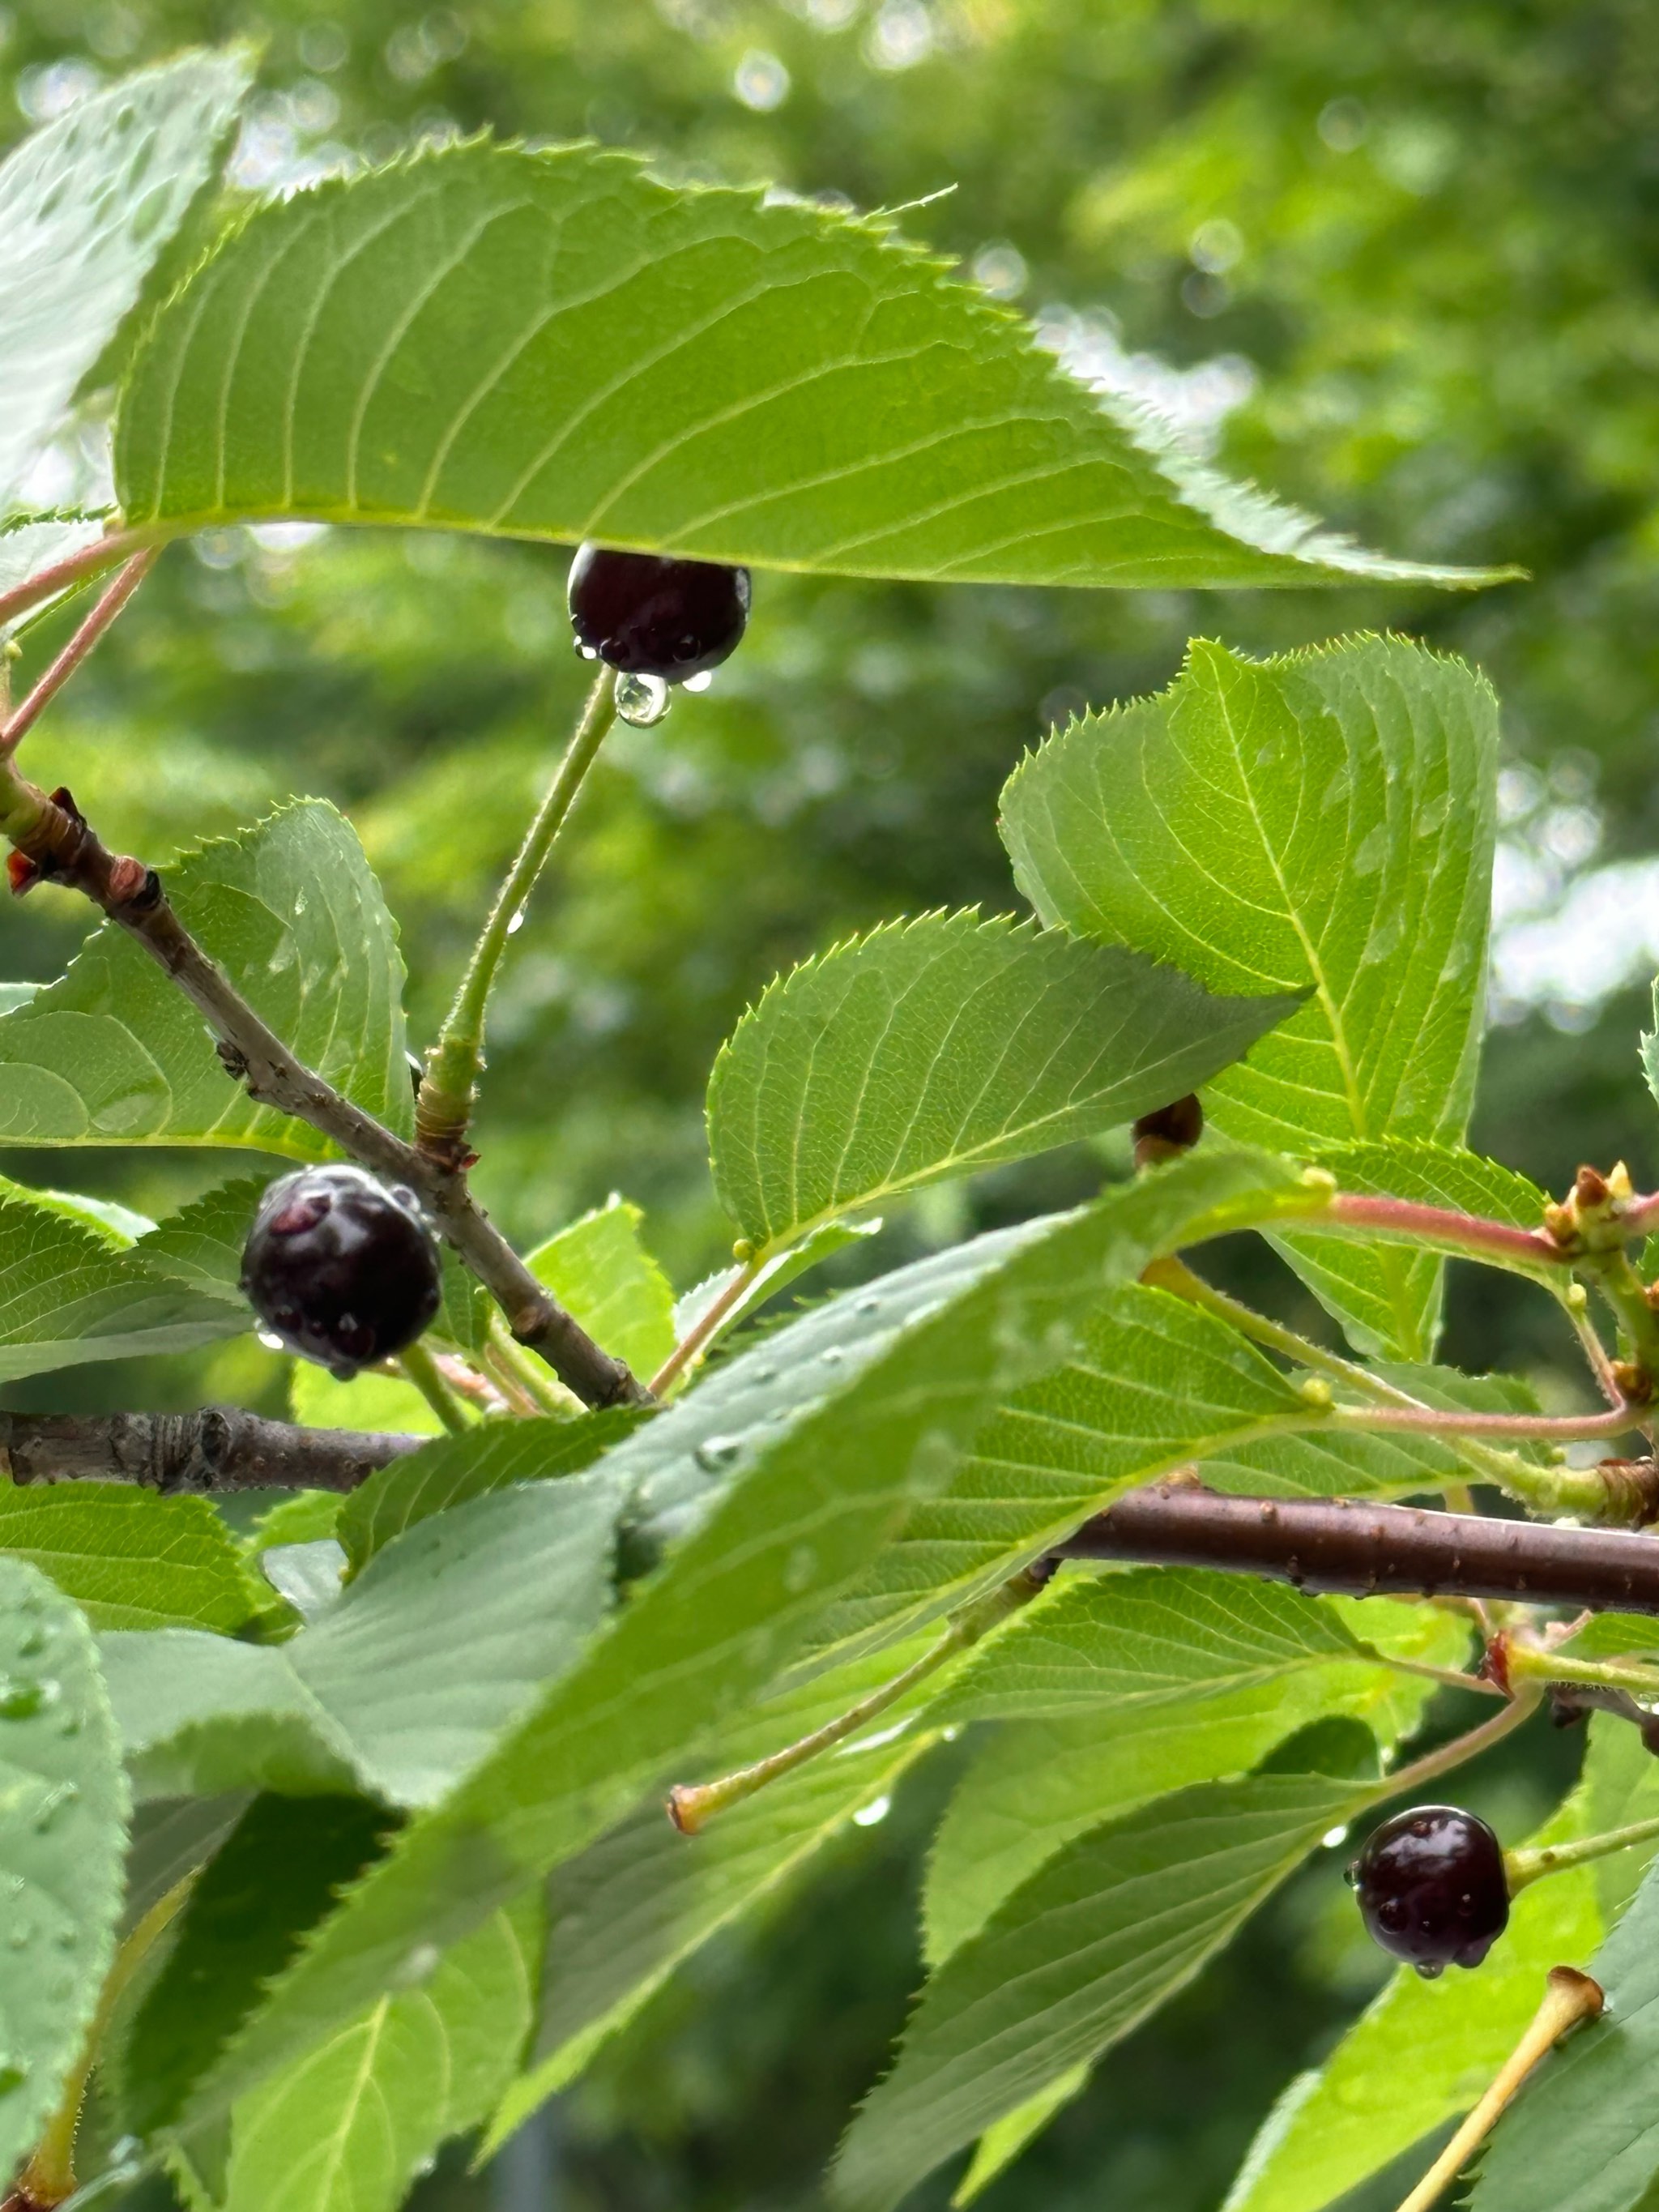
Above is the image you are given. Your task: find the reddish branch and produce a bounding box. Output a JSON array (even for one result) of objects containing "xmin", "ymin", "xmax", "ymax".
[{"xmin": 1058, "ymin": 1480, "xmax": 1659, "ymax": 1615}]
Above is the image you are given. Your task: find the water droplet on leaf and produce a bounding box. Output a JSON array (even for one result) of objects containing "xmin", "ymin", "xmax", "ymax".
[{"xmin": 694, "ymin": 1434, "xmax": 744, "ymax": 1472}]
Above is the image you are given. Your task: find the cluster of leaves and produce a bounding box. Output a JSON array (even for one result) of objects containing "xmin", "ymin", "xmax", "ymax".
[{"xmin": 0, "ymin": 49, "xmax": 1655, "ymax": 2212}]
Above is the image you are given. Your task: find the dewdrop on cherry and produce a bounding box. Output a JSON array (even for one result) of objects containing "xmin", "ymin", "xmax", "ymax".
[
  {"xmin": 1347, "ymin": 1804, "xmax": 1509, "ymax": 1977},
  {"xmin": 567, "ymin": 542, "xmax": 751, "ymax": 726},
  {"xmin": 240, "ymin": 1164, "xmax": 442, "ymax": 1379}
]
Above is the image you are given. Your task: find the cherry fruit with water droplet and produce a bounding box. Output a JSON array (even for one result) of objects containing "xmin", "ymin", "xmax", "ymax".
[
  {"xmin": 1348, "ymin": 1804, "xmax": 1509, "ymax": 1976},
  {"xmin": 241, "ymin": 1164, "xmax": 441, "ymax": 1378},
  {"xmin": 567, "ymin": 544, "xmax": 750, "ymax": 682}
]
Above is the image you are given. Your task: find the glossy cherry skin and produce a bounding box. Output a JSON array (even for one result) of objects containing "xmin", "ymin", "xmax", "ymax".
[
  {"xmin": 1348, "ymin": 1804, "xmax": 1509, "ymax": 1976},
  {"xmin": 241, "ymin": 1164, "xmax": 442, "ymax": 1379},
  {"xmin": 566, "ymin": 544, "xmax": 751, "ymax": 681}
]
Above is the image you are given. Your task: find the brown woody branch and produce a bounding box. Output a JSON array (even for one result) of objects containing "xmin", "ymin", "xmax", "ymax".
[
  {"xmin": 0, "ymin": 1407, "xmax": 424, "ymax": 1495},
  {"xmin": 0, "ymin": 773, "xmax": 648, "ymax": 1410},
  {"xmin": 1056, "ymin": 1479, "xmax": 1659, "ymax": 1615}
]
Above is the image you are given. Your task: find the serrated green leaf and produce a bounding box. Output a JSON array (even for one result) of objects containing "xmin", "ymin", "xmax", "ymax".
[
  {"xmin": 487, "ymin": 1638, "xmax": 945, "ymax": 2150},
  {"xmin": 834, "ymin": 1773, "xmax": 1362, "ymax": 2212},
  {"xmin": 1640, "ymin": 981, "xmax": 1659, "ymax": 1117},
  {"xmin": 113, "ymin": 142, "xmax": 1501, "ymax": 592},
  {"xmin": 0, "ymin": 1557, "xmax": 127, "ymax": 2181},
  {"xmin": 1000, "ymin": 636, "xmax": 1499, "ymax": 1356},
  {"xmin": 952, "ymin": 2064, "xmax": 1090, "ymax": 2207},
  {"xmin": 936, "ymin": 1569, "xmax": 1362, "ymax": 1727},
  {"xmin": 923, "ymin": 1595, "xmax": 1459, "ymax": 1971},
  {"xmin": 708, "ymin": 912, "xmax": 1300, "ymax": 1253},
  {"xmin": 0, "ymin": 1182, "xmax": 246, "ymax": 1379},
  {"xmin": 525, "ymin": 1198, "xmax": 675, "ymax": 1381},
  {"xmin": 0, "ymin": 801, "xmax": 410, "ymax": 1155},
  {"xmin": 0, "ymin": 1480, "xmax": 262, "ymax": 1632},
  {"xmin": 217, "ymin": 1898, "xmax": 539, "ymax": 2212},
  {"xmin": 815, "ymin": 1279, "xmax": 1314, "ymax": 1657},
  {"xmin": 0, "ymin": 51, "xmax": 250, "ymax": 503},
  {"xmin": 138, "ymin": 1179, "xmax": 264, "ymax": 1296},
  {"xmin": 129, "ymin": 1793, "xmax": 399, "ymax": 2137},
  {"xmin": 1237, "ymin": 1717, "xmax": 1659, "ymax": 2212},
  {"xmin": 338, "ymin": 1410, "xmax": 641, "ymax": 1574},
  {"xmin": 288, "ymin": 1358, "xmax": 444, "ymax": 1441},
  {"xmin": 103, "ymin": 1471, "xmax": 621, "ymax": 1809},
  {"xmin": 168, "ymin": 1150, "xmax": 1320, "ymax": 2134}
]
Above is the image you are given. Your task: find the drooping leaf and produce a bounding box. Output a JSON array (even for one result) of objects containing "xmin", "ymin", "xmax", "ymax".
[
  {"xmin": 113, "ymin": 143, "xmax": 1501, "ymax": 591},
  {"xmin": 707, "ymin": 912, "xmax": 1299, "ymax": 1254},
  {"xmin": 0, "ymin": 1480, "xmax": 263, "ymax": 1632},
  {"xmin": 0, "ymin": 1181, "xmax": 246, "ymax": 1380},
  {"xmin": 0, "ymin": 1558, "xmax": 128, "ymax": 2181},
  {"xmin": 923, "ymin": 1595, "xmax": 1459, "ymax": 1970},
  {"xmin": 128, "ymin": 1793, "xmax": 399, "ymax": 2137},
  {"xmin": 216, "ymin": 1898, "xmax": 540, "ymax": 2212},
  {"xmin": 0, "ymin": 51, "xmax": 251, "ymax": 504},
  {"xmin": 524, "ymin": 1197, "xmax": 676, "ymax": 1381},
  {"xmin": 1000, "ymin": 636, "xmax": 1499, "ymax": 1356},
  {"xmin": 103, "ymin": 1470, "xmax": 621, "ymax": 1808},
  {"xmin": 338, "ymin": 1410, "xmax": 641, "ymax": 1573},
  {"xmin": 0, "ymin": 801, "xmax": 411, "ymax": 1155},
  {"xmin": 487, "ymin": 1638, "xmax": 945, "ymax": 2149},
  {"xmin": 164, "ymin": 1151, "xmax": 1321, "ymax": 2133},
  {"xmin": 834, "ymin": 1774, "xmax": 1362, "ymax": 2212},
  {"xmin": 936, "ymin": 1569, "xmax": 1363, "ymax": 1727}
]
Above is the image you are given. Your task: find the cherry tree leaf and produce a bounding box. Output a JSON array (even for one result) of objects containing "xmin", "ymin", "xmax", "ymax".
[{"xmin": 113, "ymin": 143, "xmax": 1503, "ymax": 591}]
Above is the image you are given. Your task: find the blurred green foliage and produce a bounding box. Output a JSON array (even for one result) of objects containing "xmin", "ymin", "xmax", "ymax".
[{"xmin": 2, "ymin": 1, "xmax": 1654, "ymax": 2204}]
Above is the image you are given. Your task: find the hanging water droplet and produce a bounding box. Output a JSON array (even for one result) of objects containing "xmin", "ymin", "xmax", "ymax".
[
  {"xmin": 614, "ymin": 670, "xmax": 671, "ymax": 727},
  {"xmin": 506, "ymin": 904, "xmax": 527, "ymax": 936},
  {"xmin": 820, "ymin": 1345, "xmax": 845, "ymax": 1365},
  {"xmin": 694, "ymin": 1434, "xmax": 744, "ymax": 1472},
  {"xmin": 1414, "ymin": 1959, "xmax": 1444, "ymax": 1980},
  {"xmin": 256, "ymin": 1328, "xmax": 287, "ymax": 1352},
  {"xmin": 575, "ymin": 641, "xmax": 600, "ymax": 661},
  {"xmin": 682, "ymin": 670, "xmax": 714, "ymax": 694},
  {"xmin": 851, "ymin": 1796, "xmax": 891, "ymax": 1829}
]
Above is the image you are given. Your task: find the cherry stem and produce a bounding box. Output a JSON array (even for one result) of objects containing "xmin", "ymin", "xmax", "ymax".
[
  {"xmin": 1324, "ymin": 1191, "xmax": 1569, "ymax": 1272},
  {"xmin": 1506, "ymin": 1811, "xmax": 1659, "ymax": 1894},
  {"xmin": 1375, "ymin": 1684, "xmax": 1545, "ymax": 1802},
  {"xmin": 0, "ymin": 526, "xmax": 151, "ymax": 638},
  {"xmin": 416, "ymin": 668, "xmax": 618, "ymax": 1167},
  {"xmin": 1507, "ymin": 1645, "xmax": 1659, "ymax": 1699},
  {"xmin": 395, "ymin": 1340, "xmax": 473, "ymax": 1433},
  {"xmin": 666, "ymin": 1565, "xmax": 1051, "ymax": 1834},
  {"xmin": 1388, "ymin": 1966, "xmax": 1603, "ymax": 2212},
  {"xmin": 0, "ymin": 548, "xmax": 158, "ymax": 757},
  {"xmin": 1330, "ymin": 1399, "xmax": 1642, "ymax": 1443},
  {"xmin": 650, "ymin": 1254, "xmax": 766, "ymax": 1398}
]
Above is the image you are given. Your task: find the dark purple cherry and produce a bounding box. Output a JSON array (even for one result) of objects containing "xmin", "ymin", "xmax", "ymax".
[
  {"xmin": 241, "ymin": 1164, "xmax": 441, "ymax": 1379},
  {"xmin": 567, "ymin": 544, "xmax": 750, "ymax": 681},
  {"xmin": 1132, "ymin": 1094, "xmax": 1204, "ymax": 1168},
  {"xmin": 1348, "ymin": 1804, "xmax": 1509, "ymax": 1977}
]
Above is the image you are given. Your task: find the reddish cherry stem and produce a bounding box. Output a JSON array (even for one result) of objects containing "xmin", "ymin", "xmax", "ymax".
[{"xmin": 1, "ymin": 548, "xmax": 158, "ymax": 754}]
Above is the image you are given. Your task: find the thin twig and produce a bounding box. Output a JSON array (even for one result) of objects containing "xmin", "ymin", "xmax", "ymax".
[
  {"xmin": 0, "ymin": 764, "xmax": 648, "ymax": 1408},
  {"xmin": 0, "ymin": 548, "xmax": 158, "ymax": 754},
  {"xmin": 0, "ymin": 526, "xmax": 148, "ymax": 637},
  {"xmin": 1325, "ymin": 1191, "xmax": 1568, "ymax": 1271},
  {"xmin": 650, "ymin": 1255, "xmax": 765, "ymax": 1398},
  {"xmin": 416, "ymin": 668, "xmax": 618, "ymax": 1168}
]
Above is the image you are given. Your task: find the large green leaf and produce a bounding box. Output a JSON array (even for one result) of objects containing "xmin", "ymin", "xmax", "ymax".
[
  {"xmin": 0, "ymin": 1181, "xmax": 245, "ymax": 1380},
  {"xmin": 1222, "ymin": 1720, "xmax": 1659, "ymax": 2212},
  {"xmin": 159, "ymin": 1151, "xmax": 1322, "ymax": 2134},
  {"xmin": 0, "ymin": 51, "xmax": 249, "ymax": 506},
  {"xmin": 0, "ymin": 1480, "xmax": 262, "ymax": 1632},
  {"xmin": 487, "ymin": 1638, "xmax": 946, "ymax": 2149},
  {"xmin": 0, "ymin": 802, "xmax": 411, "ymax": 1155},
  {"xmin": 113, "ymin": 143, "xmax": 1499, "ymax": 591},
  {"xmin": 1000, "ymin": 636, "xmax": 1499, "ymax": 1356},
  {"xmin": 214, "ymin": 1899, "xmax": 539, "ymax": 2212},
  {"xmin": 101, "ymin": 1470, "xmax": 621, "ymax": 1808},
  {"xmin": 524, "ymin": 1198, "xmax": 676, "ymax": 1381},
  {"xmin": 833, "ymin": 1774, "xmax": 1361, "ymax": 2212},
  {"xmin": 0, "ymin": 1557, "xmax": 128, "ymax": 2183},
  {"xmin": 936, "ymin": 1569, "xmax": 1363, "ymax": 1727},
  {"xmin": 707, "ymin": 911, "xmax": 1299, "ymax": 1254},
  {"xmin": 923, "ymin": 1595, "xmax": 1457, "ymax": 1970}
]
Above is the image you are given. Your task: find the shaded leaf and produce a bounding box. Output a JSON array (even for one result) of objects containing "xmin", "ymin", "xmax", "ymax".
[
  {"xmin": 0, "ymin": 802, "xmax": 411, "ymax": 1156},
  {"xmin": 113, "ymin": 143, "xmax": 1497, "ymax": 591},
  {"xmin": 1000, "ymin": 636, "xmax": 1499, "ymax": 1356},
  {"xmin": 0, "ymin": 1556, "xmax": 127, "ymax": 2183}
]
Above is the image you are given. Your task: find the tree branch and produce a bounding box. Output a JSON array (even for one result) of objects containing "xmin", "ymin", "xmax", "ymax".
[
  {"xmin": 0, "ymin": 769, "xmax": 650, "ymax": 1409},
  {"xmin": 0, "ymin": 1407, "xmax": 424, "ymax": 1495},
  {"xmin": 1056, "ymin": 1479, "xmax": 1659, "ymax": 1614}
]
